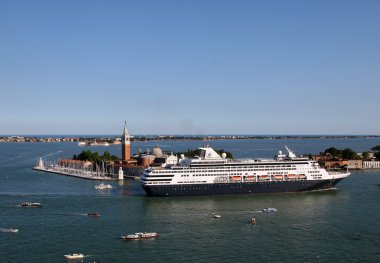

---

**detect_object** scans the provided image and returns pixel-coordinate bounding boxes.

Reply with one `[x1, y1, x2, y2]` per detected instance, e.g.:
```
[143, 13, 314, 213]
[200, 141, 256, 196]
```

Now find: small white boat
[121, 232, 159, 240]
[64, 253, 84, 259]
[94, 183, 112, 190]
[20, 202, 42, 208]
[212, 214, 221, 218]
[10, 228, 19, 233]
[262, 207, 278, 213]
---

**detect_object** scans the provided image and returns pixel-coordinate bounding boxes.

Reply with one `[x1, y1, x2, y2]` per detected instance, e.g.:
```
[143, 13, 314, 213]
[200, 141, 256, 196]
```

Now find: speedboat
[10, 228, 19, 233]
[210, 212, 221, 218]
[20, 202, 42, 208]
[262, 207, 278, 213]
[121, 232, 159, 240]
[94, 183, 113, 190]
[64, 253, 84, 259]
[87, 212, 100, 217]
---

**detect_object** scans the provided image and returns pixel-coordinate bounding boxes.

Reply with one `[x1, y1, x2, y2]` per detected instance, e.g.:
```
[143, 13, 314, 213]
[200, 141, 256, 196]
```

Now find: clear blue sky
[1, 0, 379, 135]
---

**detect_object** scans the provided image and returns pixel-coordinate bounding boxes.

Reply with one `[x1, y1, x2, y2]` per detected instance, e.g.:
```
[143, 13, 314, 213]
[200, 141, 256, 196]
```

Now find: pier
[33, 158, 121, 181]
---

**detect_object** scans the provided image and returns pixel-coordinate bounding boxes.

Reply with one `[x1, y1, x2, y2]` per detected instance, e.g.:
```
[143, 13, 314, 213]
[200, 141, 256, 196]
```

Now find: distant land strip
[1, 135, 379, 143]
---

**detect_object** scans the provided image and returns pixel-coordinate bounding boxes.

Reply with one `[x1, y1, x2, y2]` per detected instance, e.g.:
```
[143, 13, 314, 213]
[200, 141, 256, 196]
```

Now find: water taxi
[20, 202, 42, 208]
[121, 232, 159, 240]
[64, 253, 84, 259]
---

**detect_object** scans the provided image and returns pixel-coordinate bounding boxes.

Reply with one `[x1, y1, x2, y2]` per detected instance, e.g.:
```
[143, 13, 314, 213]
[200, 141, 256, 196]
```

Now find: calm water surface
[0, 139, 380, 262]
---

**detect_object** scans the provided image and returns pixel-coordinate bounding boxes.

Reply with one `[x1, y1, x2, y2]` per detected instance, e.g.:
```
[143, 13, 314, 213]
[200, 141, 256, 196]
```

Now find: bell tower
[122, 121, 130, 162]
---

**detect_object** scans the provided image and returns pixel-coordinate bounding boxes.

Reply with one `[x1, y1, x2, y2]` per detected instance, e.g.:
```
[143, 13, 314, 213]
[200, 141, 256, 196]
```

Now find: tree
[324, 147, 342, 158]
[103, 151, 111, 160]
[371, 145, 380, 151]
[323, 147, 358, 160]
[318, 160, 325, 167]
[342, 148, 358, 160]
[74, 150, 120, 162]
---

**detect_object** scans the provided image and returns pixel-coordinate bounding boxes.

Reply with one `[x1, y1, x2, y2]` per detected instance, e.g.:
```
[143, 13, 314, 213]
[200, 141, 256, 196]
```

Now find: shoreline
[1, 135, 379, 143]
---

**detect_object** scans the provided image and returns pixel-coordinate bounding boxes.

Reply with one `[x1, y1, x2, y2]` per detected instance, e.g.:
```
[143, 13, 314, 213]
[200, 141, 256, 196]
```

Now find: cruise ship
[140, 146, 350, 197]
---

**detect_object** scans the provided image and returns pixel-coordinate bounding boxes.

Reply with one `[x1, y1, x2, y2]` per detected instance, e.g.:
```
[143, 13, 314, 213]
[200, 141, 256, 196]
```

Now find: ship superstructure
[141, 145, 350, 197]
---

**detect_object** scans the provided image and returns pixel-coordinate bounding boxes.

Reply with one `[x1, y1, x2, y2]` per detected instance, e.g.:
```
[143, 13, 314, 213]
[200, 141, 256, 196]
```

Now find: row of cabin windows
[164, 165, 302, 171]
[182, 172, 299, 177]
[180, 169, 297, 177]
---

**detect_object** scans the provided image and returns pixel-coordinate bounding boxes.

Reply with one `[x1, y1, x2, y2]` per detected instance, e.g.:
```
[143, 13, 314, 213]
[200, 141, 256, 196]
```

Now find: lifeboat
[231, 176, 241, 181]
[259, 175, 269, 180]
[273, 175, 283, 180]
[287, 174, 297, 179]
[298, 174, 307, 179]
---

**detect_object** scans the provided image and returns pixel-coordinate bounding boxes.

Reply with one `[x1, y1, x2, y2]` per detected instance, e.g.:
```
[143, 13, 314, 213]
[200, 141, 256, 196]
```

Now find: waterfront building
[324, 160, 349, 169]
[346, 160, 363, 169]
[363, 161, 380, 169]
[324, 160, 364, 170]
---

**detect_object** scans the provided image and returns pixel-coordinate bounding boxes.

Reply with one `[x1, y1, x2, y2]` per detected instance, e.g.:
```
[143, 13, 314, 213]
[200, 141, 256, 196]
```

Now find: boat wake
[72, 213, 91, 217]
[310, 188, 337, 192]
[41, 150, 63, 159]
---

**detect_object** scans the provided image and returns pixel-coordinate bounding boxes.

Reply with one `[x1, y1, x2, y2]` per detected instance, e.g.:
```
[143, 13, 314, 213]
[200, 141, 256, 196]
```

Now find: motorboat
[20, 202, 42, 208]
[10, 228, 19, 233]
[87, 212, 100, 217]
[94, 183, 113, 190]
[262, 207, 278, 213]
[64, 253, 84, 259]
[121, 232, 159, 240]
[210, 212, 221, 218]
[249, 218, 256, 224]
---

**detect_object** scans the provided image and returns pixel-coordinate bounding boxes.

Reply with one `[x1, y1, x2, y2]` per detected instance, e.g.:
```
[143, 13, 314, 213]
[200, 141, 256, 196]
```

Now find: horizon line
[1, 134, 380, 137]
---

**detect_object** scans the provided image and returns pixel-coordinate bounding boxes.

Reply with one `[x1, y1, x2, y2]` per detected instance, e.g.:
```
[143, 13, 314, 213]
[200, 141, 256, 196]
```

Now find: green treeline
[371, 145, 380, 151]
[73, 150, 119, 162]
[371, 145, 380, 159]
[323, 147, 360, 160]
[323, 145, 380, 160]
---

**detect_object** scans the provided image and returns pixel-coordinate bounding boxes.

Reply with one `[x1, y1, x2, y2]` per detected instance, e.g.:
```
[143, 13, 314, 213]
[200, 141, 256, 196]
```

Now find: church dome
[153, 145, 163, 157]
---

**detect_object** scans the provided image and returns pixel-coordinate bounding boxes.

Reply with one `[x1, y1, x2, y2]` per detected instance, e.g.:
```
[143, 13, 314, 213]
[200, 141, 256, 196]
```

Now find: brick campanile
[122, 121, 130, 162]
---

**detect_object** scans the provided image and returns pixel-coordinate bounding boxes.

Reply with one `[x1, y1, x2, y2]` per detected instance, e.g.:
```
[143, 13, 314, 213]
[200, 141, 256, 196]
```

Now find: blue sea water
[0, 138, 380, 262]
